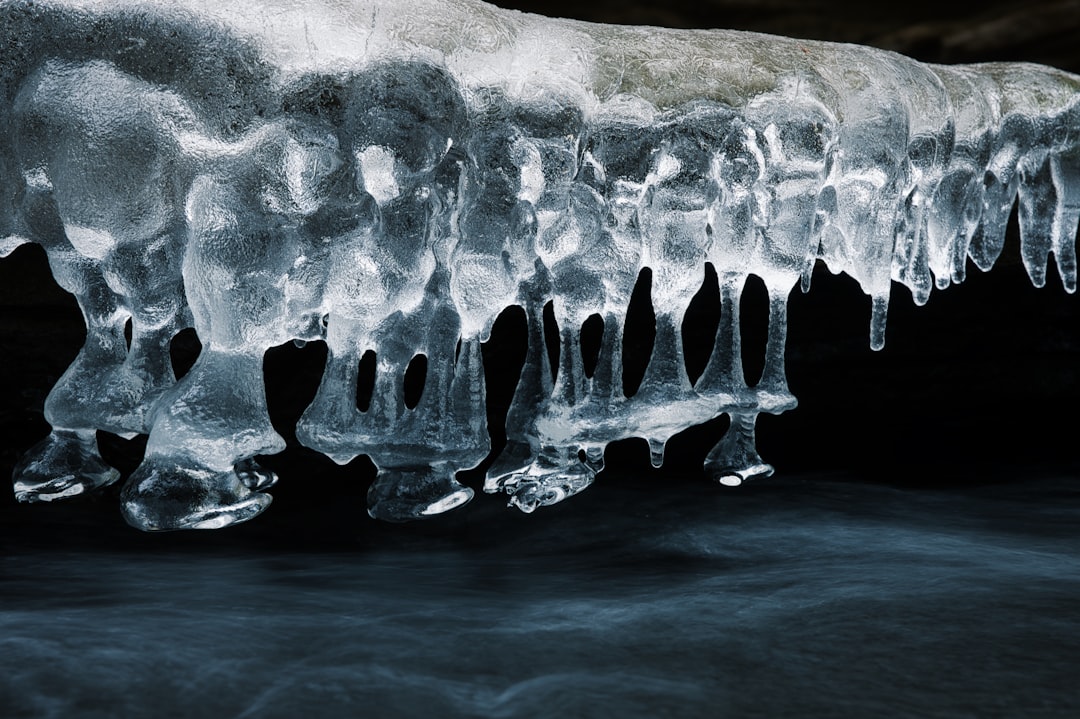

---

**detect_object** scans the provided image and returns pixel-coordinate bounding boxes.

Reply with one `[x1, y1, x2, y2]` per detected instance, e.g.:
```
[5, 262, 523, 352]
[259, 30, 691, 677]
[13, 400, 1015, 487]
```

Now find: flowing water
[1, 470, 1078, 718]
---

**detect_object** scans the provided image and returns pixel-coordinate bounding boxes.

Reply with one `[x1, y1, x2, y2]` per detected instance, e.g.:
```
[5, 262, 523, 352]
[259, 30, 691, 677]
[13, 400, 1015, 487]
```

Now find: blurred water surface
[1, 472, 1078, 718]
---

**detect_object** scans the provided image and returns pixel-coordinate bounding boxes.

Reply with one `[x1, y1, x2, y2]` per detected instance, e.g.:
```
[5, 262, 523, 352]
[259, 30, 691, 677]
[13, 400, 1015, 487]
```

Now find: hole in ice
[403, 353, 427, 410]
[96, 430, 148, 477]
[262, 339, 327, 443]
[481, 304, 527, 454]
[622, 267, 655, 398]
[123, 316, 132, 351]
[683, 263, 720, 386]
[580, 313, 603, 379]
[740, 274, 769, 387]
[356, 349, 376, 412]
[542, 300, 559, 383]
[168, 328, 201, 381]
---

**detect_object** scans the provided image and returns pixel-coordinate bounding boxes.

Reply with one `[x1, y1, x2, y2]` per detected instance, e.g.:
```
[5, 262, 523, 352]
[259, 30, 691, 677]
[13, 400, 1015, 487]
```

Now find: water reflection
[2, 473, 1079, 717]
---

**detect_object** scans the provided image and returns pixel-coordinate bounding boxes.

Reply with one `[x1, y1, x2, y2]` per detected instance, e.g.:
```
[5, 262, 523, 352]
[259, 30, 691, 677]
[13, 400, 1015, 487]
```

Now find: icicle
[696, 277, 747, 396]
[756, 283, 795, 412]
[1050, 151, 1080, 293]
[704, 412, 773, 486]
[1018, 152, 1056, 287]
[869, 291, 890, 352]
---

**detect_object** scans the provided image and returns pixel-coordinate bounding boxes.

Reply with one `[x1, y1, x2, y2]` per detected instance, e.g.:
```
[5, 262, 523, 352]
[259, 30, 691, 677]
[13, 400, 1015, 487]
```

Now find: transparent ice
[2, 0, 1077, 530]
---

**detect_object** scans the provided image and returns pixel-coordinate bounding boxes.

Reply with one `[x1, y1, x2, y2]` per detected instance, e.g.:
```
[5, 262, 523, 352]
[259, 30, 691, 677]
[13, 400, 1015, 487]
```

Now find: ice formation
[1, 0, 1078, 530]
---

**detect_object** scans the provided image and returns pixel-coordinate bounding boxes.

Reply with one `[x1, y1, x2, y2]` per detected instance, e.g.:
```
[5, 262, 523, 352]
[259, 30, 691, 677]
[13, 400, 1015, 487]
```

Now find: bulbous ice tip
[712, 463, 775, 487]
[120, 457, 273, 531]
[508, 481, 566, 513]
[366, 466, 474, 522]
[12, 430, 120, 503]
[704, 412, 774, 486]
[14, 476, 87, 502]
[421, 486, 475, 515]
[499, 460, 596, 514]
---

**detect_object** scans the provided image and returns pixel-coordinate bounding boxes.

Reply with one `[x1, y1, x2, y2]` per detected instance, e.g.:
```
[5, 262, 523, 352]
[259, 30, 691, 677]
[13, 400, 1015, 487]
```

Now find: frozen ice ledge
[1, 0, 1077, 530]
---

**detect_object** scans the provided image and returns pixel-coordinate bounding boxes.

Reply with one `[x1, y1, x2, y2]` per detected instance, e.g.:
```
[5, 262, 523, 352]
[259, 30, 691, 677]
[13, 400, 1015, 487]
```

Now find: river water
[1, 470, 1077, 718]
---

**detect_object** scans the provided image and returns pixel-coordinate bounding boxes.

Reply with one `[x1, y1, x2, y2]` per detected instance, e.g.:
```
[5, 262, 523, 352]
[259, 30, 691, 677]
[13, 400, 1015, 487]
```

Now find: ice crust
[2, 0, 1078, 529]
